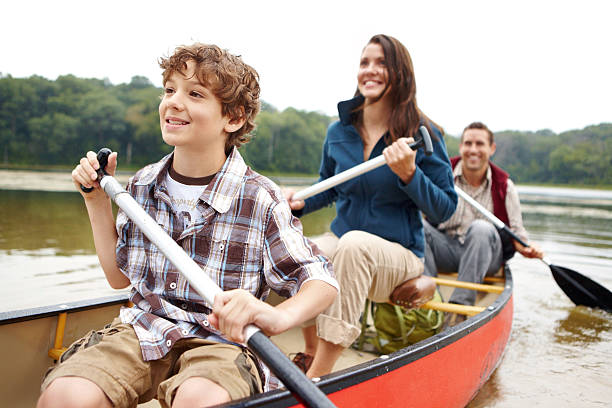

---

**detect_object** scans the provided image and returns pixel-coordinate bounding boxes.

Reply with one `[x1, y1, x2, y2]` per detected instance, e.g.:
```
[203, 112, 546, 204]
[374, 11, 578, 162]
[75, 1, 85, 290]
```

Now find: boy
[38, 43, 338, 408]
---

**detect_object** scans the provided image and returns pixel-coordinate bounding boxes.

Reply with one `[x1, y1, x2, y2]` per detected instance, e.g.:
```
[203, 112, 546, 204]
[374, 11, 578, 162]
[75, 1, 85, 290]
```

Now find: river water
[0, 171, 611, 407]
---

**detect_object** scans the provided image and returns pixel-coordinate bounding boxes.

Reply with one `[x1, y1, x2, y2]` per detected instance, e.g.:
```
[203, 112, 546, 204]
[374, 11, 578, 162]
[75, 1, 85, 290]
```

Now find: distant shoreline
[0, 169, 312, 193]
[1, 169, 611, 197]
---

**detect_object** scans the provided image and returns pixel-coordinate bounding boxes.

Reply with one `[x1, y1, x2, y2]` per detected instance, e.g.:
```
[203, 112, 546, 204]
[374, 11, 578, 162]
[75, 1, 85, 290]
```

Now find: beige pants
[41, 318, 262, 408]
[312, 231, 423, 348]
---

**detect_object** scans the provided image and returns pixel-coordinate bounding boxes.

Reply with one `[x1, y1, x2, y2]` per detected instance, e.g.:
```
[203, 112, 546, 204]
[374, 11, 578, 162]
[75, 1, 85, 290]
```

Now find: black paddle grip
[408, 126, 433, 156]
[80, 148, 112, 193]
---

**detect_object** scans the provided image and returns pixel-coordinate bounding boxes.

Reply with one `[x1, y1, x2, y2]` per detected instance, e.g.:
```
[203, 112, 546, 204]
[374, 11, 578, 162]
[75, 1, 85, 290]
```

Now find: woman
[285, 34, 457, 378]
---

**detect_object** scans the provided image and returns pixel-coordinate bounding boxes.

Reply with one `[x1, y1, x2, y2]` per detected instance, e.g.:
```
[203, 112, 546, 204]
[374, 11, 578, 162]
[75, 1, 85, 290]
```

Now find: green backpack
[354, 290, 444, 354]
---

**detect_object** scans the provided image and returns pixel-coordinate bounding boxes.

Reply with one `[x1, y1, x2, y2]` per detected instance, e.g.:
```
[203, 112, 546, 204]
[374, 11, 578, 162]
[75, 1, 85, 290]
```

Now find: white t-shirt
[165, 172, 208, 226]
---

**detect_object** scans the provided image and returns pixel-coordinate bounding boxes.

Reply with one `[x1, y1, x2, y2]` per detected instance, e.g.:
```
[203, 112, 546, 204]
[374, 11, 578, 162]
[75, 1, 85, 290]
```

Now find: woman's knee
[335, 230, 372, 255]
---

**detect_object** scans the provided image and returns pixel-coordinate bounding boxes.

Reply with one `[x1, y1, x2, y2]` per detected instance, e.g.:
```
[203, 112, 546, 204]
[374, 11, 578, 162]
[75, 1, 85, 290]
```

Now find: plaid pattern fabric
[436, 161, 528, 244]
[115, 148, 336, 391]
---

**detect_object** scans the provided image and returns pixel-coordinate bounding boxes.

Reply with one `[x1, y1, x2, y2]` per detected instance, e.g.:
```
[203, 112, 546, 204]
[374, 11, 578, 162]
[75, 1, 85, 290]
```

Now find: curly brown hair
[159, 43, 260, 150]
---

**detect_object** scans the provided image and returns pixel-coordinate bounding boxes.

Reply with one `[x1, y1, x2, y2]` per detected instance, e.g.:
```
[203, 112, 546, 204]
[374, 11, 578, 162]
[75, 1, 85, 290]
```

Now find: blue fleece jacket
[299, 96, 457, 258]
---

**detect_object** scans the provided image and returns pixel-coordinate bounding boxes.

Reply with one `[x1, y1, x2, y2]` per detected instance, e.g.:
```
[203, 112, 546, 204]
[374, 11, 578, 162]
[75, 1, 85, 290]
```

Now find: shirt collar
[201, 147, 248, 213]
[133, 148, 248, 214]
[337, 94, 365, 125]
[454, 159, 492, 186]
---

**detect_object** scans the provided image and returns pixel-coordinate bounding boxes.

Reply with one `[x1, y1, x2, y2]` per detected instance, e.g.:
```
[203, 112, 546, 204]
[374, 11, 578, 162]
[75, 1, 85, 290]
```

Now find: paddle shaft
[294, 155, 385, 201]
[454, 186, 558, 264]
[454, 186, 529, 248]
[97, 174, 335, 408]
[293, 125, 433, 201]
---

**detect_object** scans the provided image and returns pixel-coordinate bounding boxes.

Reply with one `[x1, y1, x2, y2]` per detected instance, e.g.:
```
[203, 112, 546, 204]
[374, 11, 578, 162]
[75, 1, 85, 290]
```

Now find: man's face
[459, 128, 496, 173]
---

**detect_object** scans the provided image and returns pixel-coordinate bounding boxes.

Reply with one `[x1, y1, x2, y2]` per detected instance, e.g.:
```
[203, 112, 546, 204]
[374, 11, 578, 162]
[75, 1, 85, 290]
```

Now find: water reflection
[0, 190, 98, 255]
[553, 306, 612, 345]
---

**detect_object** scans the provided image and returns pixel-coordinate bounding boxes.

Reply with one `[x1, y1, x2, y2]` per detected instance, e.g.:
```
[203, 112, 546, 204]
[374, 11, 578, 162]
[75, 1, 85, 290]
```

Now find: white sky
[2, 0, 610, 136]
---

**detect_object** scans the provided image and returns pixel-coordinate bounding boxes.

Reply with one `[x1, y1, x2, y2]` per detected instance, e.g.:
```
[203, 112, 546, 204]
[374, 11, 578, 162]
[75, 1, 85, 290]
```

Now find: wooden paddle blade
[549, 264, 612, 312]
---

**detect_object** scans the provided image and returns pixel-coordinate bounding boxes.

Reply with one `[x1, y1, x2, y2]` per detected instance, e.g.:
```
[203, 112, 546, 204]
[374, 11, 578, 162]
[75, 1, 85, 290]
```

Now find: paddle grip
[80, 148, 113, 193]
[417, 125, 434, 156]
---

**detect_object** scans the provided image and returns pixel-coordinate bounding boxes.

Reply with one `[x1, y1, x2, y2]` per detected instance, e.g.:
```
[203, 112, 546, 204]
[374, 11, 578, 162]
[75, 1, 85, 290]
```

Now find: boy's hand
[209, 289, 292, 343]
[72, 151, 118, 199]
[282, 188, 305, 211]
[384, 137, 417, 184]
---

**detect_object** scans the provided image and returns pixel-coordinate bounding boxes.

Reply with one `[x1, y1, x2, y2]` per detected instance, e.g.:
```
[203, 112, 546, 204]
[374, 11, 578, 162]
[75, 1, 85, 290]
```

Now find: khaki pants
[41, 318, 262, 408]
[312, 231, 423, 348]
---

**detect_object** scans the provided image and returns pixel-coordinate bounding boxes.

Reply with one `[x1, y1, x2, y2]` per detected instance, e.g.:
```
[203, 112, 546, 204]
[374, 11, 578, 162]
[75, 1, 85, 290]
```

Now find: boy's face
[159, 61, 235, 154]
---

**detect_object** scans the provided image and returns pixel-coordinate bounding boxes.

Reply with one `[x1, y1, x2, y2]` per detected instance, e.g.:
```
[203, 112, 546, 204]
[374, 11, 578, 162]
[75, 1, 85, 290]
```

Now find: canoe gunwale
[0, 293, 130, 326]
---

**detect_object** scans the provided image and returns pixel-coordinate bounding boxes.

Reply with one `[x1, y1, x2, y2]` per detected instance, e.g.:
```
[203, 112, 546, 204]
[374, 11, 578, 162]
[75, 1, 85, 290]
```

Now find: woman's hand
[71, 151, 118, 200]
[383, 137, 417, 184]
[209, 289, 292, 343]
[282, 187, 305, 211]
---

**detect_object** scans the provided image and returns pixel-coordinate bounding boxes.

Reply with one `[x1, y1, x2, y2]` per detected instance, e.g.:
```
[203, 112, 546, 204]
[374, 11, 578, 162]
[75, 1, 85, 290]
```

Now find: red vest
[449, 156, 510, 226]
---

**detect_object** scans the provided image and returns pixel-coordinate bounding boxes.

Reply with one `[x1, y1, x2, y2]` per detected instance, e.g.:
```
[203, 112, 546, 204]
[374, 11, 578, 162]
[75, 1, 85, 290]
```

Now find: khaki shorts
[41, 318, 262, 408]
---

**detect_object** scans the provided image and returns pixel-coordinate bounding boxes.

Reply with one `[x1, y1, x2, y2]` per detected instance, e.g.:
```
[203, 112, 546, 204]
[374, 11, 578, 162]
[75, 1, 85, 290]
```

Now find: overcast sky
[2, 0, 610, 136]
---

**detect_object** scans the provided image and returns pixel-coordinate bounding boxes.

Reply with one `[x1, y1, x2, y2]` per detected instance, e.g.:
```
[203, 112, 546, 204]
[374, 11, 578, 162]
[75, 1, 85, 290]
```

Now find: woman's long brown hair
[353, 34, 443, 143]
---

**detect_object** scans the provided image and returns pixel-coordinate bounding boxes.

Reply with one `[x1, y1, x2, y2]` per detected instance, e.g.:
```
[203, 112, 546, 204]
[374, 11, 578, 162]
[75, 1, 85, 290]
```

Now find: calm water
[0, 182, 611, 407]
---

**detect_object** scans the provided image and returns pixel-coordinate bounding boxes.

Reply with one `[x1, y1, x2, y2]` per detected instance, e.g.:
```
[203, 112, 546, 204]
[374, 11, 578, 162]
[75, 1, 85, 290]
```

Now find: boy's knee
[173, 377, 230, 408]
[38, 377, 111, 408]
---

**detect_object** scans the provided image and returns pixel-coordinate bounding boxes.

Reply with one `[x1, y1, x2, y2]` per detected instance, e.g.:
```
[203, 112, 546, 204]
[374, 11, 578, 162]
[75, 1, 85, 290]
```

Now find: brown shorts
[41, 318, 262, 408]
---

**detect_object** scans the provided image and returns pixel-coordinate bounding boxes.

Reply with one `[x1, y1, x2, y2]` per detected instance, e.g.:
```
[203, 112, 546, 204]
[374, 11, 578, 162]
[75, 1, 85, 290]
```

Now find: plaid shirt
[436, 161, 528, 244]
[115, 148, 336, 391]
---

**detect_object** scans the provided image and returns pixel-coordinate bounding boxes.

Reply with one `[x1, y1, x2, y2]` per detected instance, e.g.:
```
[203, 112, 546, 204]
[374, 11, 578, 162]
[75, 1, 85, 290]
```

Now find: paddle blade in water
[550, 264, 612, 312]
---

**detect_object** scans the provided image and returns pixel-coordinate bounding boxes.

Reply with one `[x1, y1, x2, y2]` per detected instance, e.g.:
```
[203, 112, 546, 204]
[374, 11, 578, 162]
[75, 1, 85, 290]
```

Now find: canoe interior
[0, 270, 510, 408]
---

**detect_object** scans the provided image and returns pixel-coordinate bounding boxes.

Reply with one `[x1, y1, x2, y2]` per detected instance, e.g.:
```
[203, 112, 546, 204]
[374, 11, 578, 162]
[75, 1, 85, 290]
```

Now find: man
[423, 122, 542, 323]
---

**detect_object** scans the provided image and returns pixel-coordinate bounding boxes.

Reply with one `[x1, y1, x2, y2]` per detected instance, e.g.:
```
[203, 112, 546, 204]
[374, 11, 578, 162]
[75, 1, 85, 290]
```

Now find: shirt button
[219, 243, 225, 251]
[203, 320, 210, 327]
[182, 329, 189, 336]
[166, 339, 172, 347]
[169, 282, 177, 290]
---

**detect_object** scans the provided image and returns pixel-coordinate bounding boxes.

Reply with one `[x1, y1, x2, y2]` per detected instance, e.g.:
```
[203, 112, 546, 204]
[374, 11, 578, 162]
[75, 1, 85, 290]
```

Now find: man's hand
[514, 240, 544, 259]
[383, 137, 417, 184]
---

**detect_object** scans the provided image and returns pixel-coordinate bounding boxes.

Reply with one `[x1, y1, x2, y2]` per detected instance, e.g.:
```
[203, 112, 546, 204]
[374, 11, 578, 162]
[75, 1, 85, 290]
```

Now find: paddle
[287, 124, 612, 313]
[454, 186, 612, 312]
[85, 148, 336, 408]
[293, 125, 433, 201]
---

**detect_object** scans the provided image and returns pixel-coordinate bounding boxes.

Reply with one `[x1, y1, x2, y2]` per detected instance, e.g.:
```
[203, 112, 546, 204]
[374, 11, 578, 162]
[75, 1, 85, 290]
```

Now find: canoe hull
[230, 267, 513, 407]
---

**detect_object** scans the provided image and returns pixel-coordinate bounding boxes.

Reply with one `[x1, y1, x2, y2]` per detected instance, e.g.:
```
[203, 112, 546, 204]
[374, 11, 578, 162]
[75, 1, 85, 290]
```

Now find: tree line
[1, 74, 610, 185]
[444, 124, 612, 185]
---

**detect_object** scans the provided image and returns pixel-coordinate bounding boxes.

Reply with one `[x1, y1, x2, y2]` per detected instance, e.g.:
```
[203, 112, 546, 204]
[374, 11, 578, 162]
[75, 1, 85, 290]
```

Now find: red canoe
[0, 267, 512, 408]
